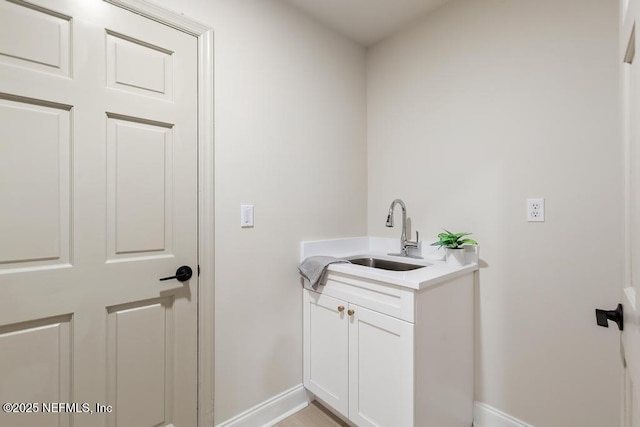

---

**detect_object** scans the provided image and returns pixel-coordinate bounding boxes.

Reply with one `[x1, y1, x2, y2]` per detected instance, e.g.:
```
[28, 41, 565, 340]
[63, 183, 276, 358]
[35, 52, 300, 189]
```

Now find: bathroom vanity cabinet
[303, 268, 474, 427]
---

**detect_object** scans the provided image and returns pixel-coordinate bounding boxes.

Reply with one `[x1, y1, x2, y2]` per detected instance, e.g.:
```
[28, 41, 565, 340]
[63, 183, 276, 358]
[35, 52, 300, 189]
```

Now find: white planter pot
[446, 248, 466, 267]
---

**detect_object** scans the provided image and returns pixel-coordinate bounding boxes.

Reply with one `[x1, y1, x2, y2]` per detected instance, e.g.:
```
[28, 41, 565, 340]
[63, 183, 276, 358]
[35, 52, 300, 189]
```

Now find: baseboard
[215, 384, 311, 427]
[474, 402, 534, 427]
[215, 392, 532, 427]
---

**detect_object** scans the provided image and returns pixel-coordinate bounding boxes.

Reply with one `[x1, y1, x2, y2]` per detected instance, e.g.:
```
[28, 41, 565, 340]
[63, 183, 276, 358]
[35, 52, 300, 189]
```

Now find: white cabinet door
[303, 290, 349, 418]
[348, 305, 414, 427]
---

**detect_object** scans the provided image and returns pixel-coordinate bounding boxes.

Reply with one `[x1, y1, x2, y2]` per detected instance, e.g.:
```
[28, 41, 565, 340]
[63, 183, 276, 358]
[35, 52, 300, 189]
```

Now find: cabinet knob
[337, 305, 345, 312]
[348, 309, 355, 316]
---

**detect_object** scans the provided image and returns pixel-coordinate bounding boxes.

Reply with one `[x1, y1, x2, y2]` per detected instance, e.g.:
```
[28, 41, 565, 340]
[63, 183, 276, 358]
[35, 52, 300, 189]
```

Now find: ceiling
[283, 0, 450, 46]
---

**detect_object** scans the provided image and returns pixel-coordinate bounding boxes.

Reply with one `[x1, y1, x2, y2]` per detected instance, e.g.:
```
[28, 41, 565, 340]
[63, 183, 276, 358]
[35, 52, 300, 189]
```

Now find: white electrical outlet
[527, 198, 545, 222]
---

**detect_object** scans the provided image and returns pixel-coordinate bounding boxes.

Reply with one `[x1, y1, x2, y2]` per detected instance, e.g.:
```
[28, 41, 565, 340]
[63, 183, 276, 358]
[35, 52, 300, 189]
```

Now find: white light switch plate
[241, 204, 254, 227]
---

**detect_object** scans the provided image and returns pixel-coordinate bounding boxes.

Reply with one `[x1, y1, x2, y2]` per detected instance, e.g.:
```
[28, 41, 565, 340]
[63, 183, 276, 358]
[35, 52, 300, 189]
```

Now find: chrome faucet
[385, 199, 422, 258]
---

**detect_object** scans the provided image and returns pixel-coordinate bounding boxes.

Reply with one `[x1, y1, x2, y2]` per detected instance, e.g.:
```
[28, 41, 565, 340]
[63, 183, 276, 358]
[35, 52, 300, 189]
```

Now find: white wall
[367, 0, 622, 426]
[146, 0, 367, 423]
[137, 0, 623, 424]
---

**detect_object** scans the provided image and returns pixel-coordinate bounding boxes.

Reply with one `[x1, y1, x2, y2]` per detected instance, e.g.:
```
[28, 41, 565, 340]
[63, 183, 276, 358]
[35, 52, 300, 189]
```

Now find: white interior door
[0, 1, 198, 426]
[621, 1, 640, 426]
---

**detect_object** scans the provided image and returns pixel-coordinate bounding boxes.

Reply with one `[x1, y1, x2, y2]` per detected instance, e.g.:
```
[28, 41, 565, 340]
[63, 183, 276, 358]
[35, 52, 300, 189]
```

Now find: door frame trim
[104, 1, 215, 425]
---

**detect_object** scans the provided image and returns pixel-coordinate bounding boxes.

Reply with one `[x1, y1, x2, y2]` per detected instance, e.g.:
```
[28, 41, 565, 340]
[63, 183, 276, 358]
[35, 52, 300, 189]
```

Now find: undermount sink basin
[346, 257, 428, 271]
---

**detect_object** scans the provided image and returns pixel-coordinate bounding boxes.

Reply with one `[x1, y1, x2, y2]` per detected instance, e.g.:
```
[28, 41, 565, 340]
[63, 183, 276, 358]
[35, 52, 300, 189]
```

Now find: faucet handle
[405, 230, 419, 248]
[399, 230, 423, 259]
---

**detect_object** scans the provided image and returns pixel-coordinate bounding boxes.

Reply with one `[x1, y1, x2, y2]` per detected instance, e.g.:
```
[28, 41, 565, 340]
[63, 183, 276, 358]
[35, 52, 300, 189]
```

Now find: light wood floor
[274, 401, 349, 427]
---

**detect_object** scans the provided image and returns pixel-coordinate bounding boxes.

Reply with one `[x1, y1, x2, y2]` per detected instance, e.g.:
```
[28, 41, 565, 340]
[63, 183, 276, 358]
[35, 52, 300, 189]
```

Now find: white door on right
[621, 0, 640, 426]
[348, 305, 413, 427]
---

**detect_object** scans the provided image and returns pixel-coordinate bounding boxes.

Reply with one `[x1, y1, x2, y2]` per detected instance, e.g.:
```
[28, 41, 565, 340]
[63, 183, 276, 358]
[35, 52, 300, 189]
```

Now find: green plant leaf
[433, 228, 478, 249]
[459, 239, 478, 246]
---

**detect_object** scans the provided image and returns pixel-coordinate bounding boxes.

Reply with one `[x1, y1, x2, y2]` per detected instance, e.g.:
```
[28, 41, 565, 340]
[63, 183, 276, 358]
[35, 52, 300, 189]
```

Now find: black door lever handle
[159, 266, 193, 283]
[595, 303, 623, 331]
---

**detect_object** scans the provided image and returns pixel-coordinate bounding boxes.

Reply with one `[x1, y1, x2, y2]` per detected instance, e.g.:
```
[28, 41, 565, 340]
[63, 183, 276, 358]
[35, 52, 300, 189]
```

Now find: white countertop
[300, 236, 479, 291]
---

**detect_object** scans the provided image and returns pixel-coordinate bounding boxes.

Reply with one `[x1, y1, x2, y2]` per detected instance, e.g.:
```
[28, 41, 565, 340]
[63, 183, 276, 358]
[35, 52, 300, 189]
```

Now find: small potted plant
[431, 229, 478, 266]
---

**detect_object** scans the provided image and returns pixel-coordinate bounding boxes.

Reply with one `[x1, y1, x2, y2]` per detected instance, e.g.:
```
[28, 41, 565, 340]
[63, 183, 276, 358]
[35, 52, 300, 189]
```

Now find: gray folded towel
[298, 256, 350, 288]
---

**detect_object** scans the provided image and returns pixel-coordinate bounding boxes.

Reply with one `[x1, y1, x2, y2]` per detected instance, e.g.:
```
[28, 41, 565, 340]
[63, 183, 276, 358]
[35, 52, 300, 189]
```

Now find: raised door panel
[106, 115, 174, 261]
[349, 305, 413, 427]
[106, 298, 175, 427]
[0, 95, 71, 272]
[0, 315, 72, 427]
[106, 31, 173, 99]
[303, 290, 349, 418]
[0, 1, 71, 76]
